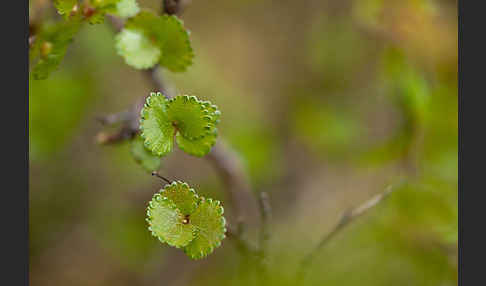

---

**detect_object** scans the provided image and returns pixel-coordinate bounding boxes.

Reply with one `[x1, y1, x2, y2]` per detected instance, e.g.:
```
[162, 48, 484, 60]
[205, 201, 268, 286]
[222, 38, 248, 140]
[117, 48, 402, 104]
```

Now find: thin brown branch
[256, 191, 272, 280]
[95, 125, 137, 144]
[163, 0, 182, 15]
[106, 15, 124, 32]
[96, 110, 132, 125]
[205, 140, 259, 225]
[296, 181, 406, 281]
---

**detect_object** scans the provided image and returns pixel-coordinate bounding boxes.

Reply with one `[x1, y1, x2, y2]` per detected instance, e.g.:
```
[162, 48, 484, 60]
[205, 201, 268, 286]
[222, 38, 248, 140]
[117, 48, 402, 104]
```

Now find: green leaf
[130, 135, 161, 171]
[146, 194, 195, 248]
[115, 29, 161, 69]
[140, 92, 175, 156]
[157, 15, 194, 72]
[176, 129, 217, 157]
[200, 101, 221, 124]
[54, 0, 78, 18]
[166, 95, 215, 140]
[160, 181, 199, 215]
[140, 93, 220, 157]
[30, 18, 82, 80]
[124, 11, 194, 71]
[184, 198, 226, 259]
[114, 0, 140, 18]
[175, 100, 220, 156]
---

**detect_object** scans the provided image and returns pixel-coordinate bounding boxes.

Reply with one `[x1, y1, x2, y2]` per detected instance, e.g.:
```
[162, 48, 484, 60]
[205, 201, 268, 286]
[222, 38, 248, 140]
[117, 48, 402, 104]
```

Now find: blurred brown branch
[258, 191, 271, 256]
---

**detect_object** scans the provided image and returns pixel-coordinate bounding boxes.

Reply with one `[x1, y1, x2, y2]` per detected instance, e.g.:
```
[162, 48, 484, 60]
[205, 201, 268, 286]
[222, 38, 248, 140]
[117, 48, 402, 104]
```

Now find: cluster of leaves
[127, 93, 223, 260]
[146, 181, 226, 259]
[138, 93, 223, 258]
[30, 15, 82, 80]
[32, 0, 224, 260]
[30, 0, 193, 79]
[129, 81, 222, 259]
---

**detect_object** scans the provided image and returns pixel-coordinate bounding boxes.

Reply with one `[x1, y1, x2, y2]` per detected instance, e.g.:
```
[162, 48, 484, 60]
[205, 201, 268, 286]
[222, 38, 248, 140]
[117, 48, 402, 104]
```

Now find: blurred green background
[29, 0, 458, 285]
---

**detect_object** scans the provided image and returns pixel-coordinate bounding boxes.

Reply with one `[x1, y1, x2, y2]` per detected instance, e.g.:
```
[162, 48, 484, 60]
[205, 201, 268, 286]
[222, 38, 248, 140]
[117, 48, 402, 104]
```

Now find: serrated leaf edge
[159, 14, 194, 72]
[183, 197, 227, 260]
[139, 92, 173, 156]
[166, 94, 219, 141]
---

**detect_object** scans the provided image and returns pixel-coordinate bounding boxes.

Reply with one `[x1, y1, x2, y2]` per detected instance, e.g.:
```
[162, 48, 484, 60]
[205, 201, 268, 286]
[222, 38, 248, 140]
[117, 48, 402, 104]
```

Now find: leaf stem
[151, 171, 173, 184]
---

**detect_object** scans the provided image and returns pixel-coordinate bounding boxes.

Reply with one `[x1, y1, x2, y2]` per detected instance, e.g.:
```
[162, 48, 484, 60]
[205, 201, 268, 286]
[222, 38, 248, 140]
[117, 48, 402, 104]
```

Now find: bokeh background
[29, 0, 458, 285]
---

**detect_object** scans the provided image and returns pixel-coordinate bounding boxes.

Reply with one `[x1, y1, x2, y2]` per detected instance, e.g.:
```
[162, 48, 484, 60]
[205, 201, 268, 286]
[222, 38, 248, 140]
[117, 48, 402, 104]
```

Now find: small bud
[83, 6, 96, 18]
[29, 35, 36, 47]
[182, 215, 190, 224]
[40, 41, 53, 57]
[95, 132, 110, 144]
[69, 4, 79, 17]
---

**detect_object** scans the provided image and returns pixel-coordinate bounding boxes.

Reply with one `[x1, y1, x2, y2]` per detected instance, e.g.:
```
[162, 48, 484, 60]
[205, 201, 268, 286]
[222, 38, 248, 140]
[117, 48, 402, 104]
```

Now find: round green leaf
[115, 28, 161, 69]
[140, 92, 175, 156]
[130, 136, 161, 171]
[157, 15, 194, 72]
[146, 194, 195, 248]
[125, 11, 193, 72]
[161, 181, 199, 215]
[166, 95, 215, 140]
[184, 198, 226, 259]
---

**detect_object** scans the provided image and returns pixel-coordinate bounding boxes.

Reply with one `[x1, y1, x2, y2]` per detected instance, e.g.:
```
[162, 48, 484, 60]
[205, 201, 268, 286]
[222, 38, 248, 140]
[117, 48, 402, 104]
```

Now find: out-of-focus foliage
[29, 71, 95, 160]
[115, 28, 161, 69]
[30, 0, 457, 285]
[30, 17, 82, 79]
[291, 97, 364, 160]
[114, 0, 140, 18]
